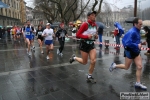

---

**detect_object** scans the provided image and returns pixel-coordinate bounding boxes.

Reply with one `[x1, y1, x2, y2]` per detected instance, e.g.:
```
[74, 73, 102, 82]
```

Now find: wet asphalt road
[0, 36, 149, 100]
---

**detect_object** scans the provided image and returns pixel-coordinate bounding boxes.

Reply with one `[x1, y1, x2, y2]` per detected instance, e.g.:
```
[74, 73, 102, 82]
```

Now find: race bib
[48, 33, 52, 36]
[38, 32, 42, 35]
[25, 32, 30, 35]
[61, 32, 65, 37]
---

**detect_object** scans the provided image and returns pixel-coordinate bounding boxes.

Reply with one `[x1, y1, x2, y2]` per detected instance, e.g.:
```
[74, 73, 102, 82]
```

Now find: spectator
[143, 26, 150, 55]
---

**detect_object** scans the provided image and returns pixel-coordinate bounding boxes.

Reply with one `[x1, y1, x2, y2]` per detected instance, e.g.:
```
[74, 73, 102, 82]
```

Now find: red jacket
[76, 19, 97, 39]
[114, 28, 118, 36]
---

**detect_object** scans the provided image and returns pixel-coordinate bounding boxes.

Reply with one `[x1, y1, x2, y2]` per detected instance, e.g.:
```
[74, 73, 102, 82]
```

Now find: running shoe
[135, 83, 147, 90]
[69, 54, 76, 63]
[87, 76, 96, 83]
[59, 53, 63, 56]
[109, 63, 116, 72]
[41, 51, 44, 54]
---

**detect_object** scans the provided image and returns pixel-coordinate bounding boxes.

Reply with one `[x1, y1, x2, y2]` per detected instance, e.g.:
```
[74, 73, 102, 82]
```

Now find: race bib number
[61, 32, 65, 37]
[25, 32, 30, 35]
[38, 32, 42, 35]
[48, 33, 52, 36]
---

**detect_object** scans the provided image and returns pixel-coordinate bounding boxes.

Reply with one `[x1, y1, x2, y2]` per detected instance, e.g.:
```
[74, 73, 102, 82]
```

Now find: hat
[87, 11, 96, 16]
[46, 23, 50, 25]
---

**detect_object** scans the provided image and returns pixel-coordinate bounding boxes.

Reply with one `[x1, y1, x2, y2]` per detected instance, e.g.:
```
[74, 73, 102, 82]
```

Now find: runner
[109, 18, 147, 90]
[55, 24, 68, 56]
[42, 23, 55, 60]
[31, 24, 35, 51]
[10, 25, 17, 41]
[36, 25, 44, 54]
[69, 11, 98, 83]
[16, 26, 21, 42]
[23, 20, 34, 56]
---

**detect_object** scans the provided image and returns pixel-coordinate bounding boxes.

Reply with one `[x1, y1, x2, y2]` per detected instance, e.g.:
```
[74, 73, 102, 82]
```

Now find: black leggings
[59, 40, 65, 53]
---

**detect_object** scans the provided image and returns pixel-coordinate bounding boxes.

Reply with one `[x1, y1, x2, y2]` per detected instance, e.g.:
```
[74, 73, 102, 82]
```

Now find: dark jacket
[145, 31, 150, 42]
[55, 28, 67, 41]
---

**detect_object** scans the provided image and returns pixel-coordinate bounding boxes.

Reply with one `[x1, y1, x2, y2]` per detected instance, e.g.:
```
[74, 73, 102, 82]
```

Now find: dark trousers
[0, 32, 2, 38]
[59, 40, 65, 53]
[147, 39, 150, 53]
[115, 35, 120, 47]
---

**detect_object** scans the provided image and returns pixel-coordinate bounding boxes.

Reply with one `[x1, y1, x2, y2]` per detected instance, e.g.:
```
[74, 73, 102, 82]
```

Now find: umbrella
[125, 17, 137, 23]
[0, 1, 9, 8]
[96, 22, 106, 29]
[143, 20, 150, 26]
[114, 22, 124, 36]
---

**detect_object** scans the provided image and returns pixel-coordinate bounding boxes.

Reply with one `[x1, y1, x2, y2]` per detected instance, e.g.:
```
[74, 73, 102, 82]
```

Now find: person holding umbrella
[114, 22, 124, 49]
[96, 22, 105, 47]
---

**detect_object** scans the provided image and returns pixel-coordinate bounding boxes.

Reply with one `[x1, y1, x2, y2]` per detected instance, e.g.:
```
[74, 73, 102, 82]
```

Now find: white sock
[136, 82, 140, 84]
[113, 63, 116, 68]
[73, 57, 76, 60]
[88, 74, 92, 78]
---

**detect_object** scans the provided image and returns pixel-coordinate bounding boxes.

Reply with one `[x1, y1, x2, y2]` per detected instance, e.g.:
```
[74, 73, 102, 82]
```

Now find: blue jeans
[98, 34, 102, 46]
[115, 35, 120, 45]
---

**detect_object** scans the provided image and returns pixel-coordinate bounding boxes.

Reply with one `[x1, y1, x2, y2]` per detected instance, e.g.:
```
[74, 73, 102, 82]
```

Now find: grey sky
[25, 0, 150, 10]
[108, 0, 150, 10]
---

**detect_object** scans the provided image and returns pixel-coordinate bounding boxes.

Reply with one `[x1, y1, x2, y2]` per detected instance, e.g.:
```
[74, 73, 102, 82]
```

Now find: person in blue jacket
[109, 18, 147, 90]
[114, 22, 124, 49]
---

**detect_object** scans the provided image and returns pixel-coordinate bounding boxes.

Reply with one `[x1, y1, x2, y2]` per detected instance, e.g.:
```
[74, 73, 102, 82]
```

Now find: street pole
[134, 0, 137, 17]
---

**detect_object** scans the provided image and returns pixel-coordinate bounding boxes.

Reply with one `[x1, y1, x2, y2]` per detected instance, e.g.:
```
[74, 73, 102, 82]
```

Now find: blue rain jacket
[114, 22, 124, 37]
[122, 26, 141, 53]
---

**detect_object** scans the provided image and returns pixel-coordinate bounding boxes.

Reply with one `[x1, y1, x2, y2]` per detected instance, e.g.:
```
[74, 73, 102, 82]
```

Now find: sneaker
[41, 51, 44, 54]
[135, 83, 147, 90]
[28, 52, 31, 56]
[46, 56, 49, 60]
[87, 76, 96, 83]
[57, 49, 60, 54]
[32, 46, 35, 50]
[59, 53, 63, 56]
[109, 63, 116, 72]
[69, 54, 76, 64]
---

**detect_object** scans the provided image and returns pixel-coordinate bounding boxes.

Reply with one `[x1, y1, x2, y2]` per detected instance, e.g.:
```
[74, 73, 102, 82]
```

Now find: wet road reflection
[0, 37, 150, 100]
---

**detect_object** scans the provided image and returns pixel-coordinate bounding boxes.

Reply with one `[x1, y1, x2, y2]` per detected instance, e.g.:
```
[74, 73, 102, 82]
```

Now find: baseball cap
[87, 11, 96, 16]
[46, 23, 51, 25]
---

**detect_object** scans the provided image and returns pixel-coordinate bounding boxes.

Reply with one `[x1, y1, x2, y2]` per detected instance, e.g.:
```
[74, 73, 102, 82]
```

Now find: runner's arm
[76, 23, 89, 39]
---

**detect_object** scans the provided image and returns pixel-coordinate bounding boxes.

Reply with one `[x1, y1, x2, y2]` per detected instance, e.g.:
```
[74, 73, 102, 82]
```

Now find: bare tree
[34, 0, 104, 24]
[142, 7, 150, 20]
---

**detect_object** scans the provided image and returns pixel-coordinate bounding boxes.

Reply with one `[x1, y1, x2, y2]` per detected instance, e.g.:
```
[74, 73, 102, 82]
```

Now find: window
[5, 9, 7, 16]
[9, 10, 11, 17]
[1, 8, 3, 15]
[13, 11, 14, 18]
[7, 20, 9, 25]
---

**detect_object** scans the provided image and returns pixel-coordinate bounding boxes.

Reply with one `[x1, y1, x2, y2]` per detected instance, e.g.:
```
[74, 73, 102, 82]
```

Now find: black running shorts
[79, 40, 95, 53]
[37, 35, 44, 41]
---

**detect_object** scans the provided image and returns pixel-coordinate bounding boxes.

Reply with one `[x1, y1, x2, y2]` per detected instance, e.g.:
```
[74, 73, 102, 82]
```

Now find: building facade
[20, 0, 26, 24]
[26, 6, 33, 21]
[26, 6, 47, 29]
[32, 9, 47, 28]
[0, 0, 26, 27]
